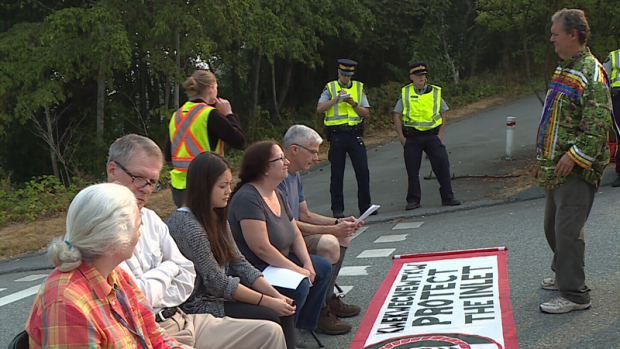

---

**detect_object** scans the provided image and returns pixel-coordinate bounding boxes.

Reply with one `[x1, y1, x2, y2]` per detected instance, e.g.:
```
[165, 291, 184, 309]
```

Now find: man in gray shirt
[278, 125, 362, 323]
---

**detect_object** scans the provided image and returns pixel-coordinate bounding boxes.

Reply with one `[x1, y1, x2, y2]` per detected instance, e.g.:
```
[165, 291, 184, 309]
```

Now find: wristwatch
[352, 102, 359, 107]
[335, 218, 339, 225]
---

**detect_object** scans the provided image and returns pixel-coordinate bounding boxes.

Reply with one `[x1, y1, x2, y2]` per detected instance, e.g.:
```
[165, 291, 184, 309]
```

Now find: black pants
[171, 187, 185, 208]
[224, 301, 295, 349]
[404, 133, 454, 204]
[611, 88, 620, 174]
[327, 132, 371, 214]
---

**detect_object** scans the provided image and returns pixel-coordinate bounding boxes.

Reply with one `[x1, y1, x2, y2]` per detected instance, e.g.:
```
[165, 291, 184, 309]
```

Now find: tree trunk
[44, 104, 60, 180]
[174, 29, 180, 110]
[249, 51, 262, 131]
[96, 62, 105, 145]
[164, 76, 171, 110]
[270, 61, 281, 124]
[441, 14, 458, 85]
[277, 58, 293, 111]
[139, 56, 147, 121]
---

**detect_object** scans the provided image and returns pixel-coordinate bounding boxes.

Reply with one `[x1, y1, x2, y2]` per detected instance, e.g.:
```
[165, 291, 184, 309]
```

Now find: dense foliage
[1, 0, 619, 188]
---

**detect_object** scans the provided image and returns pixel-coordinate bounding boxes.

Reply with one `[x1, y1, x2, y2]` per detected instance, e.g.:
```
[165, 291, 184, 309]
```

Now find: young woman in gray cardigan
[166, 152, 296, 349]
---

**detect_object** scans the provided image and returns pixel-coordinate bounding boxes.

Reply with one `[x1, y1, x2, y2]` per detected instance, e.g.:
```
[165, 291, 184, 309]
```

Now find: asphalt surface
[2, 94, 620, 348]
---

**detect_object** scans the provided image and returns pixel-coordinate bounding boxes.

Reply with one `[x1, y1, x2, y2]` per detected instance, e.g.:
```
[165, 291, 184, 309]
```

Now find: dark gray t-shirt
[228, 183, 296, 268]
[277, 171, 305, 220]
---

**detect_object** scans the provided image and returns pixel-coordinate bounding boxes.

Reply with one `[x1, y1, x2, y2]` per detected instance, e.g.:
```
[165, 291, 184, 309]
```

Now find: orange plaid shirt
[25, 261, 180, 349]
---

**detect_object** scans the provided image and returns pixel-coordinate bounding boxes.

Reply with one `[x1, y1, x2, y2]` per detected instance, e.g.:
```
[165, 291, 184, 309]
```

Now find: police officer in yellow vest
[603, 50, 620, 187]
[165, 70, 245, 207]
[317, 59, 374, 218]
[393, 62, 460, 210]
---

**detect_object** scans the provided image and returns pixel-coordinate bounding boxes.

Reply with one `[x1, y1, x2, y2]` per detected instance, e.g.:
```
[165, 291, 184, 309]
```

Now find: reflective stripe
[356, 81, 362, 104]
[404, 88, 411, 117]
[326, 114, 349, 122]
[171, 104, 208, 170]
[330, 81, 340, 117]
[432, 87, 439, 116]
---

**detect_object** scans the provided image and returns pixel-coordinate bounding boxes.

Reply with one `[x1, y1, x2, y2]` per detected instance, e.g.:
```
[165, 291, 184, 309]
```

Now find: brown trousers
[544, 175, 595, 304]
[158, 308, 286, 349]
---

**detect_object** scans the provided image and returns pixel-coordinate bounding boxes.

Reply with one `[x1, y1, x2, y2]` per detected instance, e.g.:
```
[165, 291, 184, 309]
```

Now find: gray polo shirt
[393, 84, 449, 114]
[318, 80, 370, 107]
[277, 171, 304, 220]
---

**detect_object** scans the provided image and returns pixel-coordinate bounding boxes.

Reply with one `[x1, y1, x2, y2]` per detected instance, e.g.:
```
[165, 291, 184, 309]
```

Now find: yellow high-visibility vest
[324, 80, 363, 126]
[610, 50, 620, 88]
[401, 84, 442, 131]
[169, 101, 223, 189]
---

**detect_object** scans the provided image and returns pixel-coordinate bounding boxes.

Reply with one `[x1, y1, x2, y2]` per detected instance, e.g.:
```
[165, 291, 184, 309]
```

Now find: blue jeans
[267, 253, 332, 330]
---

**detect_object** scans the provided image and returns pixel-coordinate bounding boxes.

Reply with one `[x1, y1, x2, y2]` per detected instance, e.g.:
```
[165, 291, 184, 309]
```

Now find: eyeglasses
[293, 143, 319, 155]
[269, 155, 288, 163]
[114, 161, 157, 189]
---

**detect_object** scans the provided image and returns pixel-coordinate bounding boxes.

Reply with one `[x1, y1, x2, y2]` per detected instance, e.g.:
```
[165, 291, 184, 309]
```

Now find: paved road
[3, 189, 620, 348]
[303, 94, 543, 218]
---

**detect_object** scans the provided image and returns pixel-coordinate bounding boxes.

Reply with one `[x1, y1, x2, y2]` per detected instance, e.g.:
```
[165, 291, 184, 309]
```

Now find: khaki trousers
[159, 308, 286, 349]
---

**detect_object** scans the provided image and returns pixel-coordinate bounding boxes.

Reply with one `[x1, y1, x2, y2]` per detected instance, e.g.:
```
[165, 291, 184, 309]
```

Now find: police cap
[409, 62, 428, 75]
[338, 59, 357, 76]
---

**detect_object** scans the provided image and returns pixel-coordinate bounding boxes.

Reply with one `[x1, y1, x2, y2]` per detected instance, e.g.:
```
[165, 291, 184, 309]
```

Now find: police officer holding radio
[393, 62, 460, 210]
[317, 59, 374, 219]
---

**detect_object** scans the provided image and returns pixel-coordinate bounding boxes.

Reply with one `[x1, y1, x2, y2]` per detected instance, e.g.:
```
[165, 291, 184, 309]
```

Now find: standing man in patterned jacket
[537, 8, 612, 314]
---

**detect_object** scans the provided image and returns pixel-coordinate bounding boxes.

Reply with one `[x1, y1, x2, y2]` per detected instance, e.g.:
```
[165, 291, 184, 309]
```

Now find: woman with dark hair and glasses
[166, 151, 295, 348]
[227, 141, 341, 347]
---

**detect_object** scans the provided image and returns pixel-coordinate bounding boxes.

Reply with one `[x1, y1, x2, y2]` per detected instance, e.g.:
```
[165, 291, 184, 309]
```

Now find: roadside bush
[0, 173, 89, 228]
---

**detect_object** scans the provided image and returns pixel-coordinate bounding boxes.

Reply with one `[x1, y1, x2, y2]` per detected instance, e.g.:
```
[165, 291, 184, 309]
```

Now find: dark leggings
[224, 301, 295, 349]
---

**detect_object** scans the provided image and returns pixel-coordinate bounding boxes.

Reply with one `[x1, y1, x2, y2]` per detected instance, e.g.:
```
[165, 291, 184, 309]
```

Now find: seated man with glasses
[278, 125, 362, 334]
[107, 134, 286, 349]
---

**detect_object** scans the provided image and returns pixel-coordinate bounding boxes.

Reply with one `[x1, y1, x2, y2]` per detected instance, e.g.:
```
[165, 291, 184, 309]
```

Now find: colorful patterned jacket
[536, 47, 613, 189]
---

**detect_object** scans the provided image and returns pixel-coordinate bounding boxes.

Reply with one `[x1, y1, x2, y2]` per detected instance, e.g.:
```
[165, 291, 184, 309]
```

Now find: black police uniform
[396, 62, 459, 208]
[320, 59, 372, 217]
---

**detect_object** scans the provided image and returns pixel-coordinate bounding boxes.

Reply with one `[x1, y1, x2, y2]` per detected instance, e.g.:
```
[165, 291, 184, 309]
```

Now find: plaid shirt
[26, 261, 180, 349]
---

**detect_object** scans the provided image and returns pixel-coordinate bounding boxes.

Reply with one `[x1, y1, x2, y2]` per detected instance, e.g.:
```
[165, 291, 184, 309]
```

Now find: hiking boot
[333, 211, 345, 219]
[293, 328, 309, 348]
[316, 308, 351, 335]
[613, 176, 620, 187]
[327, 294, 361, 318]
[541, 277, 558, 291]
[442, 198, 461, 206]
[406, 202, 420, 210]
[540, 296, 591, 314]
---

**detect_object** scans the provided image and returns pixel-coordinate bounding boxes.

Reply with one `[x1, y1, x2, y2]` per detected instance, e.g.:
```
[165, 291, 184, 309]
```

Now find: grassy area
[0, 75, 545, 258]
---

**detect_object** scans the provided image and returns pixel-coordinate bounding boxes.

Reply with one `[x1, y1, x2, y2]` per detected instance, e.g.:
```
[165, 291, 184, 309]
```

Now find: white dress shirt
[120, 207, 196, 313]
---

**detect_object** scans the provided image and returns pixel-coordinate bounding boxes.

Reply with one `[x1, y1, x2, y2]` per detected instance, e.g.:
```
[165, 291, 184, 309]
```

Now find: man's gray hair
[107, 134, 164, 169]
[47, 183, 138, 272]
[551, 8, 590, 45]
[282, 125, 323, 149]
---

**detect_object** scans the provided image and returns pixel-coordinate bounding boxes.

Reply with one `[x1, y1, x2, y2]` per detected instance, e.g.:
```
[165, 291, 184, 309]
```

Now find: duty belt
[325, 124, 364, 134]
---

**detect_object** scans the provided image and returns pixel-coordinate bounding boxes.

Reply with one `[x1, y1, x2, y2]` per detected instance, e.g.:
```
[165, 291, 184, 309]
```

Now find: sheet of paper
[339, 92, 351, 101]
[262, 266, 310, 289]
[356, 204, 380, 224]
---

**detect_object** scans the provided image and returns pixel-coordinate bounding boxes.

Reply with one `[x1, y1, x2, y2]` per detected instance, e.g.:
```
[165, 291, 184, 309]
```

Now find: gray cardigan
[166, 209, 262, 317]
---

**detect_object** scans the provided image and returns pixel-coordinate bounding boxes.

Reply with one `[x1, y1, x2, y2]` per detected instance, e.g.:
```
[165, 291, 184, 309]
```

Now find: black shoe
[613, 176, 620, 187]
[333, 211, 345, 219]
[442, 198, 461, 206]
[360, 208, 379, 217]
[406, 202, 420, 210]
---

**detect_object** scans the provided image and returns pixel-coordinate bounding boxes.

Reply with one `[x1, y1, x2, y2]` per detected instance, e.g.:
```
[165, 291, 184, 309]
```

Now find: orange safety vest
[169, 102, 224, 189]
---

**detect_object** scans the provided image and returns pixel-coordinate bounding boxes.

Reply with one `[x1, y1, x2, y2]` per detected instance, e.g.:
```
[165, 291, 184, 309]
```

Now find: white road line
[339, 266, 369, 276]
[374, 234, 408, 243]
[0, 285, 41, 307]
[335, 286, 353, 295]
[0, 288, 6, 292]
[15, 274, 48, 282]
[357, 248, 395, 258]
[351, 226, 368, 240]
[393, 222, 424, 230]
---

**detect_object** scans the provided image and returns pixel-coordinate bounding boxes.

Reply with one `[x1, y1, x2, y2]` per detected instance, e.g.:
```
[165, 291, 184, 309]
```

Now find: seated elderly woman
[25, 183, 181, 348]
[228, 141, 348, 345]
[166, 151, 297, 349]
